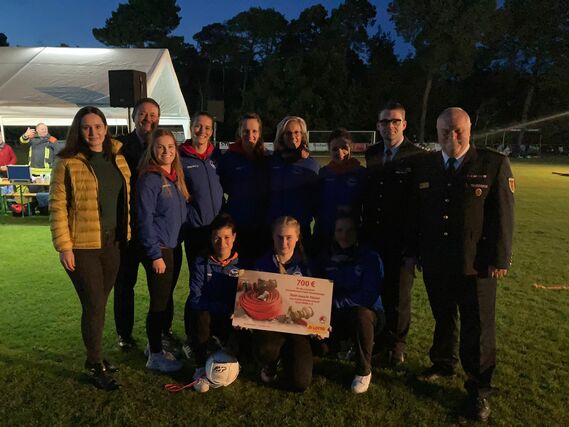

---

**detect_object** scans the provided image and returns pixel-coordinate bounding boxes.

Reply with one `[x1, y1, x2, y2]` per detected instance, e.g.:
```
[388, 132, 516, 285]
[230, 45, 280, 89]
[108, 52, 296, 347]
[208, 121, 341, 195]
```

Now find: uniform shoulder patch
[508, 177, 515, 193]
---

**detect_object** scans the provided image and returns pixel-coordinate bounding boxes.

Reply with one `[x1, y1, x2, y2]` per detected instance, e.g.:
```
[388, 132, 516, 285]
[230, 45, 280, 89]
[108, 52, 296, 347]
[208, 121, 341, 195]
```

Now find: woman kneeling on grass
[49, 106, 131, 390]
[137, 129, 189, 373]
[186, 212, 242, 392]
[253, 216, 314, 391]
[315, 212, 385, 393]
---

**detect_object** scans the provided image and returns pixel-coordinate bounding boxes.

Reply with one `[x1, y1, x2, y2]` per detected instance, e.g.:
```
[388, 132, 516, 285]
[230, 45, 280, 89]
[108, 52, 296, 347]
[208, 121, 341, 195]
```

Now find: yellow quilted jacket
[49, 139, 131, 252]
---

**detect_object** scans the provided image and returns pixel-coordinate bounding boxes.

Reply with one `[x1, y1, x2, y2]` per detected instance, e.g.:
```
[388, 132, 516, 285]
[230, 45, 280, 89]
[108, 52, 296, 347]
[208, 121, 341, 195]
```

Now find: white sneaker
[193, 367, 210, 393]
[351, 373, 372, 394]
[146, 350, 183, 373]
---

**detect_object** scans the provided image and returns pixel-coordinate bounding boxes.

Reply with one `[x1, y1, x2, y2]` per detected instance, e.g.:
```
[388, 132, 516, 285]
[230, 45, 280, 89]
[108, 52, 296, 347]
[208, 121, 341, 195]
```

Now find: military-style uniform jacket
[408, 145, 515, 276]
[362, 138, 424, 255]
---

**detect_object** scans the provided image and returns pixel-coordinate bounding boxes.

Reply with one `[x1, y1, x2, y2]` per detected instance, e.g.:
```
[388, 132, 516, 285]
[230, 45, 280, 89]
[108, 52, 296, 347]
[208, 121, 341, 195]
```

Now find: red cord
[164, 378, 199, 392]
[239, 289, 282, 320]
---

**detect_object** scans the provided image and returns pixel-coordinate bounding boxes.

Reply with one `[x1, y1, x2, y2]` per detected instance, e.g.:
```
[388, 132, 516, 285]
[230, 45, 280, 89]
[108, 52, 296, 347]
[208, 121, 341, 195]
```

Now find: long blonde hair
[139, 129, 190, 201]
[272, 216, 305, 260]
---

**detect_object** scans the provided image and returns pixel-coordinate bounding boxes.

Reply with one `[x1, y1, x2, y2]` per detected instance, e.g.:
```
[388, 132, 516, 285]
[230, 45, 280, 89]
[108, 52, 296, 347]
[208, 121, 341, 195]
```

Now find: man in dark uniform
[114, 97, 161, 349]
[408, 107, 514, 422]
[362, 102, 424, 366]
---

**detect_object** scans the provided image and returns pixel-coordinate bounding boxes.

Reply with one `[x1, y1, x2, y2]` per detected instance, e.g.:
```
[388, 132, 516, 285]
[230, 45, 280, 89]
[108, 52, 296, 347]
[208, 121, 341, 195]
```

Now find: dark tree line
[31, 1, 569, 148]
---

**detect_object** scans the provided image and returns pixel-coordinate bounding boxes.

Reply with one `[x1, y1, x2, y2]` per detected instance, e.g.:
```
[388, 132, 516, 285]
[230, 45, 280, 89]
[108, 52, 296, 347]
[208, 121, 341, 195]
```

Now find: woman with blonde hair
[137, 128, 189, 372]
[49, 106, 131, 390]
[253, 216, 314, 391]
[267, 116, 320, 249]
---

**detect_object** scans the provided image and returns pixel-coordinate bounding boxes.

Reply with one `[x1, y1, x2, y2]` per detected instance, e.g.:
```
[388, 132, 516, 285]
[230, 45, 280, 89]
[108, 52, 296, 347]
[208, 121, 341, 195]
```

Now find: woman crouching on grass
[253, 216, 314, 391]
[49, 106, 130, 390]
[186, 212, 242, 392]
[315, 212, 385, 394]
[137, 129, 189, 373]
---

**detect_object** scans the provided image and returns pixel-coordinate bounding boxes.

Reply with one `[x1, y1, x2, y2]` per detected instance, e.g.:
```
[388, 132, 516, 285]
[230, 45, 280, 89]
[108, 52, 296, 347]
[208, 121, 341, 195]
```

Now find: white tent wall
[0, 47, 190, 138]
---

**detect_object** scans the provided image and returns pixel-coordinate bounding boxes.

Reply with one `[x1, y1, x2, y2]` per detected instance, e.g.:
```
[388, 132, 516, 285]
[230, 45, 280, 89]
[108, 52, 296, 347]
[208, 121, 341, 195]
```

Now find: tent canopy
[0, 47, 189, 136]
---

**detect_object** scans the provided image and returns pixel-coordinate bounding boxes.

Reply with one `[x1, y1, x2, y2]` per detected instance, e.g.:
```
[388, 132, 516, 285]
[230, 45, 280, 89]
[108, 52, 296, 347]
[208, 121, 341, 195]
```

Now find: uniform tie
[446, 157, 456, 174]
[383, 148, 392, 165]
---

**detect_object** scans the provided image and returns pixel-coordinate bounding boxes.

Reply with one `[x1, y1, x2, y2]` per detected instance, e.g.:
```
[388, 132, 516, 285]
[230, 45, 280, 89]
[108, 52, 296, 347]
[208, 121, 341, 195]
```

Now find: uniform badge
[419, 182, 429, 189]
[508, 178, 515, 193]
[474, 188, 482, 197]
[229, 268, 240, 277]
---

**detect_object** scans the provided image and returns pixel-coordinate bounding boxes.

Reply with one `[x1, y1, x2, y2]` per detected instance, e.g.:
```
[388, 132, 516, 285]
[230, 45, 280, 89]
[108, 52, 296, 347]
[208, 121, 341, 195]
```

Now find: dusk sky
[3, 0, 412, 57]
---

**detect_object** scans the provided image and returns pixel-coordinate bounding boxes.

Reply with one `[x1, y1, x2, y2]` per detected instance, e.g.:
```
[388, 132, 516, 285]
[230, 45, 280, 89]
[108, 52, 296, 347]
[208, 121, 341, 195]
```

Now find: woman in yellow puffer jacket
[49, 106, 131, 391]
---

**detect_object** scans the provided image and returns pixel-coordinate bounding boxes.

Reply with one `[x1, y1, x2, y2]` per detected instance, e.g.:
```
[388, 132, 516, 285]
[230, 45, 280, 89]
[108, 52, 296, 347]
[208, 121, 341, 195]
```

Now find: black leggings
[66, 238, 120, 364]
[253, 331, 313, 391]
[143, 248, 174, 353]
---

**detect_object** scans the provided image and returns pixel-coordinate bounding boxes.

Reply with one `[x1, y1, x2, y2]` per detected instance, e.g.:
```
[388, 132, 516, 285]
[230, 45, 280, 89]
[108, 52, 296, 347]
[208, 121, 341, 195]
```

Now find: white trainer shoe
[351, 373, 372, 394]
[146, 350, 183, 373]
[193, 367, 210, 393]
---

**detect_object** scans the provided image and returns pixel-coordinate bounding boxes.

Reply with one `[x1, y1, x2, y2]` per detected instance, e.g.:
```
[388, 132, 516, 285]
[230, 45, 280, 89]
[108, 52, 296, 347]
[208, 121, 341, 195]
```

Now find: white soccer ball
[205, 351, 240, 388]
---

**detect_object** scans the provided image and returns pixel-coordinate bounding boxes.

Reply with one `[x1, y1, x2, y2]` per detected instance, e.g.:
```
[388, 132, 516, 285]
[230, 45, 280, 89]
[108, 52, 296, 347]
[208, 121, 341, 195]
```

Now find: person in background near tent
[267, 116, 320, 254]
[362, 102, 424, 367]
[113, 98, 180, 353]
[136, 128, 189, 373]
[186, 212, 242, 393]
[218, 113, 271, 266]
[0, 130, 17, 177]
[20, 123, 64, 173]
[314, 213, 385, 394]
[313, 128, 366, 254]
[253, 216, 314, 392]
[49, 106, 130, 391]
[408, 107, 514, 422]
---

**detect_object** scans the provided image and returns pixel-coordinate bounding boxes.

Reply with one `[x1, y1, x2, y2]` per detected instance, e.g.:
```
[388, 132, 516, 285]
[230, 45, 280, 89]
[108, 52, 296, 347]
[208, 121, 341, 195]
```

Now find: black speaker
[108, 70, 147, 107]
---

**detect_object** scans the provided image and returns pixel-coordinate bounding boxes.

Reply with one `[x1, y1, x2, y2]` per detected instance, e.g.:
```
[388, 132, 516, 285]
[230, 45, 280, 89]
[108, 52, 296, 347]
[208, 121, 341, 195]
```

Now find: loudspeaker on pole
[108, 70, 147, 108]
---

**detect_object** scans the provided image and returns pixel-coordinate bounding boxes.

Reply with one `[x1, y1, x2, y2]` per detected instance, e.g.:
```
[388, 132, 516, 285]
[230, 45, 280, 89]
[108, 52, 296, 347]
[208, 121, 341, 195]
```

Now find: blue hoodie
[218, 143, 270, 228]
[254, 252, 310, 276]
[136, 170, 187, 260]
[179, 141, 224, 227]
[189, 254, 240, 315]
[316, 246, 384, 312]
[267, 152, 320, 230]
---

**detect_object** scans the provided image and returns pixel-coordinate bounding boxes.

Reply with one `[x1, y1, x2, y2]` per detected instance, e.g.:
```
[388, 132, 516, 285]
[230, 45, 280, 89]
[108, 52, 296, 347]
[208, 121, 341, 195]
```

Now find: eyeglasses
[378, 119, 402, 126]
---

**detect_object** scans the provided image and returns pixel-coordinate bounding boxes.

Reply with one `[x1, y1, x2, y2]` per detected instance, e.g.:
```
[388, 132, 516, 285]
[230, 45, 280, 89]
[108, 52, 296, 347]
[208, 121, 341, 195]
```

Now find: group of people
[48, 98, 514, 422]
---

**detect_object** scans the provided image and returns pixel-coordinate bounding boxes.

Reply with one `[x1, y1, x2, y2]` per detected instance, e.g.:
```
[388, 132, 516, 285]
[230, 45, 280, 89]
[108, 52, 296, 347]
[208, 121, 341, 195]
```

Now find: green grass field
[1, 159, 568, 426]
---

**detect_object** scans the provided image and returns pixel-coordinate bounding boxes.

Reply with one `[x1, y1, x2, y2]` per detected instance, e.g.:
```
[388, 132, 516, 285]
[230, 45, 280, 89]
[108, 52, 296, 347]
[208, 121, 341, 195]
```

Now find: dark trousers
[115, 239, 176, 339]
[423, 270, 497, 396]
[187, 309, 243, 367]
[66, 234, 120, 364]
[234, 225, 271, 268]
[378, 252, 414, 353]
[114, 239, 143, 339]
[329, 306, 383, 375]
[253, 331, 313, 391]
[143, 248, 175, 353]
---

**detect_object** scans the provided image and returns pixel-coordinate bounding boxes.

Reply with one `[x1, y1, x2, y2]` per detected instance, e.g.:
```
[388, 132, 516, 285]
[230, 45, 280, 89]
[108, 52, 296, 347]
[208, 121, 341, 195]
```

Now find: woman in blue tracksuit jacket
[314, 212, 385, 394]
[218, 113, 271, 265]
[314, 129, 366, 252]
[267, 116, 320, 250]
[253, 216, 314, 392]
[186, 212, 242, 391]
[137, 129, 189, 373]
[178, 111, 224, 262]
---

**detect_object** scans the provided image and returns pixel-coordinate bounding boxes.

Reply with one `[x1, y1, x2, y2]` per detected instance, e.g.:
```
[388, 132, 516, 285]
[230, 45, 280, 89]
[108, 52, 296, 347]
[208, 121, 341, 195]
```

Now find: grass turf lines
[1, 159, 568, 425]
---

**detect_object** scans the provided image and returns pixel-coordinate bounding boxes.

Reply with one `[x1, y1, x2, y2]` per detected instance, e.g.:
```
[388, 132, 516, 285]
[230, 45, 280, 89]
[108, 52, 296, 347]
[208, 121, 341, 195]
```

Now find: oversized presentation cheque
[232, 270, 333, 338]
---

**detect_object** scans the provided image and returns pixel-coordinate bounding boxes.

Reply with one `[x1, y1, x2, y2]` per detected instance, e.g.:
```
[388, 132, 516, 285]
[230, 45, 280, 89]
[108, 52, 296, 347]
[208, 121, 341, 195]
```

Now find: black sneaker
[161, 332, 181, 358]
[85, 361, 120, 391]
[118, 335, 136, 351]
[389, 349, 406, 367]
[416, 365, 455, 381]
[462, 395, 491, 422]
[102, 359, 119, 373]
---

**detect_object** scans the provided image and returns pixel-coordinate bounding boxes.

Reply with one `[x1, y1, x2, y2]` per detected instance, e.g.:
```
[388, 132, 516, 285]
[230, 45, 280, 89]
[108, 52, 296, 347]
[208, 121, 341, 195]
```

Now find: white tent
[0, 46, 190, 137]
